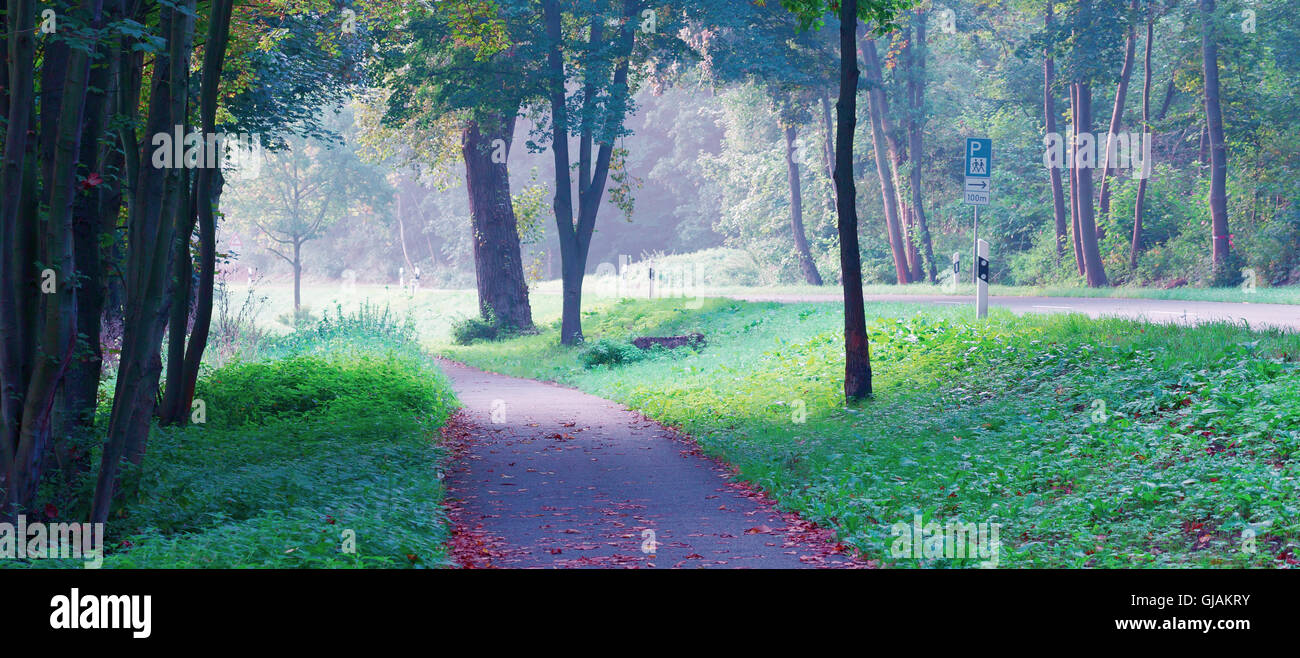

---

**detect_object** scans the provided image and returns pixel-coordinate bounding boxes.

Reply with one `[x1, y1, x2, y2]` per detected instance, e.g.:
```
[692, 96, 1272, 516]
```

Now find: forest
[217, 0, 1300, 296]
[1, 0, 1298, 589]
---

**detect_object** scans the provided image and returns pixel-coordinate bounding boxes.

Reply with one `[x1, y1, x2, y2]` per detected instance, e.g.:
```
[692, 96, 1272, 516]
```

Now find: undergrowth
[14, 303, 456, 569]
[446, 297, 1300, 568]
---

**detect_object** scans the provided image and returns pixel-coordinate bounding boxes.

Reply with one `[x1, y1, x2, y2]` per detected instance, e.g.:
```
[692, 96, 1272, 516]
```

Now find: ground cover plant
[446, 298, 1300, 567]
[10, 306, 457, 569]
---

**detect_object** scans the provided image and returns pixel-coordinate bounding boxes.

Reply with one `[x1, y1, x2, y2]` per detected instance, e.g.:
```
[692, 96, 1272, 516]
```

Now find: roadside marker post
[942, 251, 961, 293]
[976, 239, 990, 319]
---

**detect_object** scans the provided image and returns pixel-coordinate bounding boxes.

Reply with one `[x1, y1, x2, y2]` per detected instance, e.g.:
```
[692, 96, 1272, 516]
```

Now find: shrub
[208, 278, 272, 367]
[579, 338, 648, 369]
[451, 310, 500, 345]
[262, 302, 418, 358]
[193, 353, 450, 429]
[276, 305, 318, 328]
[313, 301, 416, 343]
[46, 350, 459, 569]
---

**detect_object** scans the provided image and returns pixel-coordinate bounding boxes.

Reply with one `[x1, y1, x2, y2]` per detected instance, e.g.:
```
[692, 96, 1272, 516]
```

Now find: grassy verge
[517, 246, 1300, 304]
[16, 307, 458, 569]
[686, 282, 1300, 305]
[445, 298, 1300, 568]
[236, 276, 1295, 360]
[240, 283, 573, 345]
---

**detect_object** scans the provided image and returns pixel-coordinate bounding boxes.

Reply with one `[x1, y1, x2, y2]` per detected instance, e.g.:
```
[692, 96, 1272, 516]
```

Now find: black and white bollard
[976, 239, 989, 319]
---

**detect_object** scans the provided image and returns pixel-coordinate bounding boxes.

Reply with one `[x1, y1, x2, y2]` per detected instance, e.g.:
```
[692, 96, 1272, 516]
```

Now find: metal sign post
[964, 138, 992, 287]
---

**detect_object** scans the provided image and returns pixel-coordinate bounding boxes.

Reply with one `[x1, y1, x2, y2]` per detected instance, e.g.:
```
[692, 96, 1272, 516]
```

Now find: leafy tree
[225, 107, 392, 314]
[90, 0, 202, 523]
[1199, 0, 1229, 275]
[779, 0, 914, 402]
[707, 5, 840, 284]
[540, 0, 646, 345]
[370, 0, 542, 332]
[158, 0, 371, 427]
[701, 84, 839, 284]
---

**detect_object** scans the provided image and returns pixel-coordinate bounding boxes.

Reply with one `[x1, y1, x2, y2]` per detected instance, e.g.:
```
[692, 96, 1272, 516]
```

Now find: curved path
[437, 358, 858, 569]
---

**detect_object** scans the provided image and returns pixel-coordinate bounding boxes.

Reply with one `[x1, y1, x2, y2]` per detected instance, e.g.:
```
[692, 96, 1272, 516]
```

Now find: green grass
[247, 272, 1296, 358]
[685, 282, 1300, 305]
[14, 306, 459, 569]
[516, 246, 1300, 304]
[445, 297, 1300, 568]
[245, 282, 572, 345]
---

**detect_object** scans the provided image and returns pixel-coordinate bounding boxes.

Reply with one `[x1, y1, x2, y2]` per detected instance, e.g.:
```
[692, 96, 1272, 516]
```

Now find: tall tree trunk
[544, 0, 580, 344]
[54, 21, 114, 460]
[0, 0, 40, 514]
[3, 0, 105, 514]
[161, 0, 234, 425]
[904, 213, 922, 281]
[543, 0, 639, 345]
[1200, 0, 1229, 269]
[1098, 0, 1140, 224]
[819, 87, 837, 214]
[906, 12, 935, 283]
[1069, 83, 1086, 276]
[13, 0, 102, 509]
[161, 172, 195, 426]
[180, 167, 222, 400]
[293, 240, 302, 313]
[463, 114, 536, 330]
[837, 8, 871, 402]
[0, 7, 8, 126]
[861, 35, 910, 285]
[784, 124, 823, 285]
[894, 25, 923, 283]
[38, 27, 70, 203]
[101, 34, 142, 331]
[1131, 16, 1153, 270]
[1076, 82, 1109, 287]
[1044, 3, 1069, 267]
[126, 156, 187, 463]
[93, 0, 196, 524]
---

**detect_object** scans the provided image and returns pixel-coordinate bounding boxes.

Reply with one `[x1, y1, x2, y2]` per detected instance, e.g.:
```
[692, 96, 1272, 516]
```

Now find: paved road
[725, 293, 1299, 331]
[437, 358, 858, 569]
